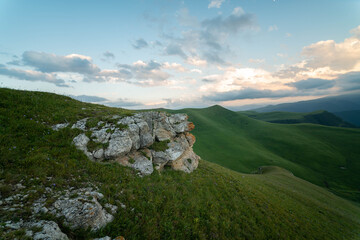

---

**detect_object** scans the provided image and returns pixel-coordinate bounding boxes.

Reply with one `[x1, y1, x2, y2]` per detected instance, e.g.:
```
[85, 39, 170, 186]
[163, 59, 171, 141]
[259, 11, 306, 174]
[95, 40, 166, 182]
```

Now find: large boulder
[68, 111, 200, 175]
[105, 130, 132, 159]
[50, 191, 114, 231]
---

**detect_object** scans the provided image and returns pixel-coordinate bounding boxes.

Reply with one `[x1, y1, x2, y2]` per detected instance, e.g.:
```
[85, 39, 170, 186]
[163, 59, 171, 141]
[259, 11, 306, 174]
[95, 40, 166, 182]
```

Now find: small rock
[29, 220, 69, 240]
[71, 118, 88, 131]
[52, 123, 69, 131]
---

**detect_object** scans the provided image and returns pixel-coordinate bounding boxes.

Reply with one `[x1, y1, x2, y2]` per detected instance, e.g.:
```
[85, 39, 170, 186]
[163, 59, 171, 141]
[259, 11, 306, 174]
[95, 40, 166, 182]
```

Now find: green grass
[167, 105, 360, 202]
[149, 140, 170, 152]
[240, 110, 355, 127]
[1, 88, 360, 239]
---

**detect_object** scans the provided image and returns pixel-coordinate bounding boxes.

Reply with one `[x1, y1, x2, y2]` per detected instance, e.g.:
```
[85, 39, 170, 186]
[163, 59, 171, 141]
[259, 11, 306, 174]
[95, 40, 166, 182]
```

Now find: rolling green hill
[167, 105, 360, 202]
[1, 88, 360, 239]
[240, 110, 355, 128]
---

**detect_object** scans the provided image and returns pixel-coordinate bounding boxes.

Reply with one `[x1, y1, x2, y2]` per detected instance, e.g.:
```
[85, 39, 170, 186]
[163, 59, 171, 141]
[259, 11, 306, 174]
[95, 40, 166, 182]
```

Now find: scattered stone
[72, 118, 88, 131]
[51, 123, 69, 131]
[105, 203, 118, 214]
[50, 190, 113, 231]
[30, 220, 69, 240]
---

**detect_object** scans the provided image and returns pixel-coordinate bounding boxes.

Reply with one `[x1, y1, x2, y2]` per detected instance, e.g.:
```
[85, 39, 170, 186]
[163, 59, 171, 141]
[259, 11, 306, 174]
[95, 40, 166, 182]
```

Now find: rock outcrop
[61, 112, 200, 175]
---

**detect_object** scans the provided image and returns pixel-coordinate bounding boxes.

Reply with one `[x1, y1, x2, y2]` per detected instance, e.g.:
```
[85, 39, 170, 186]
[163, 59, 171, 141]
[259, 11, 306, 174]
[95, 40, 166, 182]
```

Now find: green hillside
[240, 110, 355, 128]
[167, 105, 360, 202]
[1, 88, 360, 239]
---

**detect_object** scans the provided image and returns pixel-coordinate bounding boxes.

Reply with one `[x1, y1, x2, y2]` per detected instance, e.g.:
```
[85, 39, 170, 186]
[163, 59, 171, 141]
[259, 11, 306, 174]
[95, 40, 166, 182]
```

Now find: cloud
[101, 51, 115, 61]
[232, 7, 245, 16]
[201, 11, 256, 35]
[287, 78, 336, 90]
[186, 56, 207, 66]
[0, 64, 68, 87]
[202, 51, 226, 65]
[163, 62, 186, 72]
[164, 44, 187, 59]
[268, 25, 278, 32]
[191, 69, 202, 74]
[161, 8, 257, 66]
[116, 60, 171, 86]
[249, 58, 265, 64]
[208, 0, 225, 8]
[177, 8, 198, 27]
[105, 98, 144, 108]
[350, 25, 360, 39]
[302, 26, 360, 71]
[22, 51, 100, 74]
[202, 78, 216, 83]
[203, 88, 296, 101]
[132, 38, 149, 49]
[70, 95, 108, 103]
[336, 71, 360, 91]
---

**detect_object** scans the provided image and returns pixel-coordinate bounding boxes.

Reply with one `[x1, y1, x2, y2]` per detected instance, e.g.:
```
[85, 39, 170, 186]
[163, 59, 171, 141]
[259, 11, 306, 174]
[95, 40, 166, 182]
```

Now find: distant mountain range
[252, 92, 360, 126]
[240, 110, 355, 128]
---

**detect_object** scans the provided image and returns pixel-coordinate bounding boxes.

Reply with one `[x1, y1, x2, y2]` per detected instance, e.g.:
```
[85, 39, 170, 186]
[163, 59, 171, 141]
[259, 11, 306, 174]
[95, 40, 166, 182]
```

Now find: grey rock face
[132, 155, 153, 176]
[71, 118, 88, 131]
[51, 192, 114, 231]
[127, 123, 141, 150]
[31, 220, 69, 240]
[51, 123, 69, 131]
[73, 133, 89, 152]
[93, 148, 104, 159]
[105, 130, 132, 159]
[70, 111, 200, 174]
[92, 128, 111, 143]
[137, 121, 154, 148]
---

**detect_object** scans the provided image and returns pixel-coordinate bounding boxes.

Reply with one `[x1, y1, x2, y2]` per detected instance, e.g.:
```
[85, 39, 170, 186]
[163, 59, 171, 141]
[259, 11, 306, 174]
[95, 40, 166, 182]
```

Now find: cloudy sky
[1, 0, 360, 109]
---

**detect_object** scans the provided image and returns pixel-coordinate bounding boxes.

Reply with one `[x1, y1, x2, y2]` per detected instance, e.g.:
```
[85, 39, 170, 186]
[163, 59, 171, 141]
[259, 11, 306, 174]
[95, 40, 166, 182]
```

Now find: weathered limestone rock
[127, 123, 141, 150]
[30, 220, 69, 240]
[170, 148, 200, 173]
[71, 118, 88, 131]
[73, 133, 89, 152]
[137, 121, 154, 148]
[105, 130, 132, 159]
[92, 128, 111, 143]
[51, 191, 114, 231]
[51, 123, 69, 131]
[93, 148, 104, 159]
[69, 111, 200, 174]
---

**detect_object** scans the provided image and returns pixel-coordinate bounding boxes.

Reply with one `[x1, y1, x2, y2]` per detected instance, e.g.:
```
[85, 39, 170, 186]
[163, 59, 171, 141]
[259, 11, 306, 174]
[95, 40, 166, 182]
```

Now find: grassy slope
[167, 106, 360, 202]
[240, 110, 355, 127]
[1, 88, 360, 239]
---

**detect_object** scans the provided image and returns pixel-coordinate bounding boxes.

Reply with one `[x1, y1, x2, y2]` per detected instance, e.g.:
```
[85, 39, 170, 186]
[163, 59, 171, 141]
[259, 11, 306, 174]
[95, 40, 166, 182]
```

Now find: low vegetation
[1, 88, 360, 239]
[167, 105, 360, 202]
[149, 139, 170, 152]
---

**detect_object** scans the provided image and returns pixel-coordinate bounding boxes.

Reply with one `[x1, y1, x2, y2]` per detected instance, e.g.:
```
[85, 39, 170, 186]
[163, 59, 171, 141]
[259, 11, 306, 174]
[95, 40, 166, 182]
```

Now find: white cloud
[186, 56, 208, 66]
[268, 25, 278, 32]
[249, 58, 265, 64]
[232, 7, 245, 16]
[208, 0, 225, 9]
[22, 51, 100, 74]
[163, 62, 187, 72]
[0, 64, 68, 87]
[191, 69, 202, 74]
[302, 32, 360, 71]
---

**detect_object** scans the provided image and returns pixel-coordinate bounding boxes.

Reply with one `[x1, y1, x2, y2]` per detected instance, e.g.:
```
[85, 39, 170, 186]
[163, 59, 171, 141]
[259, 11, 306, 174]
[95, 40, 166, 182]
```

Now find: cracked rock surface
[55, 111, 200, 175]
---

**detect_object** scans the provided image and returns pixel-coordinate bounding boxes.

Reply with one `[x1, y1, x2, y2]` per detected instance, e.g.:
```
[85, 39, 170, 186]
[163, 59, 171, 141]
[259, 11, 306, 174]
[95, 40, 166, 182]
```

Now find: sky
[1, 0, 360, 110]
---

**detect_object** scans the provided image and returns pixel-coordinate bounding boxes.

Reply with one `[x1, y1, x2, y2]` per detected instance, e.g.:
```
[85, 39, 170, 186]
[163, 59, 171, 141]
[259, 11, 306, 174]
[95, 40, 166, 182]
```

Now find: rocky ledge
[53, 111, 200, 175]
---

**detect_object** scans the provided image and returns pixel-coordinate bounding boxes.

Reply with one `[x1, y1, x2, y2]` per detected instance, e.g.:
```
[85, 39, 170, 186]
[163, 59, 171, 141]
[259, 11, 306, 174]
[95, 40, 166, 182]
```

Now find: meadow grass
[1, 88, 360, 239]
[167, 105, 360, 202]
